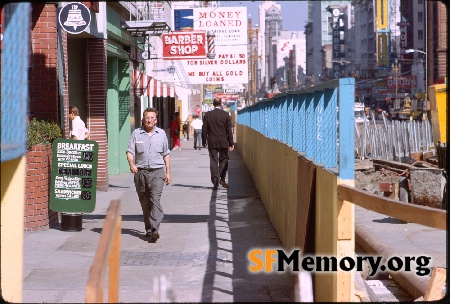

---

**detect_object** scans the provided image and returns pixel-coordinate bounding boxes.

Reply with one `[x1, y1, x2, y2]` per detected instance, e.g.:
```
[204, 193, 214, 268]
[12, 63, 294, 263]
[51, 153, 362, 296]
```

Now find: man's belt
[137, 167, 163, 172]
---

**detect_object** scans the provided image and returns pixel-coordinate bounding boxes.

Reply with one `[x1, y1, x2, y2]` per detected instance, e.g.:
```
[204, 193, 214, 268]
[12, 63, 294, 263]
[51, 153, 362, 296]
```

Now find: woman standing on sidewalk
[170, 112, 181, 150]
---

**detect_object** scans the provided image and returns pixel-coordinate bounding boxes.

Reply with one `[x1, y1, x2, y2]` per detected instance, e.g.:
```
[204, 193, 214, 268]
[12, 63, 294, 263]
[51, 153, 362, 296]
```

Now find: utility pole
[268, 21, 273, 82]
[248, 19, 253, 105]
[252, 43, 258, 102]
[248, 19, 259, 105]
[392, 58, 401, 104]
[245, 18, 253, 105]
[426, 0, 433, 90]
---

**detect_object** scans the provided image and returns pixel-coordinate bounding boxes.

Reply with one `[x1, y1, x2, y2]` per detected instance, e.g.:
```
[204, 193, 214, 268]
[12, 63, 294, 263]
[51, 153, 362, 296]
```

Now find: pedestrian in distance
[170, 112, 181, 150]
[195, 104, 201, 117]
[182, 116, 191, 140]
[126, 108, 171, 242]
[202, 97, 234, 190]
[190, 114, 203, 150]
[69, 105, 90, 140]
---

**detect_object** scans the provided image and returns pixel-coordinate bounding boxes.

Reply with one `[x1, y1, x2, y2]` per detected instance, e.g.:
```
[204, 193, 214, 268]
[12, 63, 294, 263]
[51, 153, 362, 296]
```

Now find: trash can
[61, 213, 83, 231]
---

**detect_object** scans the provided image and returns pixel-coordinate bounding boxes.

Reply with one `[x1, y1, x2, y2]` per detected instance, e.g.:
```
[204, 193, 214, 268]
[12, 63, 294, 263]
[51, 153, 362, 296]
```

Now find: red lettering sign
[387, 76, 417, 89]
[162, 31, 207, 60]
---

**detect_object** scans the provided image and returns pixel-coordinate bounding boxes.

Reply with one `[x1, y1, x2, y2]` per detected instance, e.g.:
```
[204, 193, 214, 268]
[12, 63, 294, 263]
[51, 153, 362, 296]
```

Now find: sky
[220, 1, 309, 31]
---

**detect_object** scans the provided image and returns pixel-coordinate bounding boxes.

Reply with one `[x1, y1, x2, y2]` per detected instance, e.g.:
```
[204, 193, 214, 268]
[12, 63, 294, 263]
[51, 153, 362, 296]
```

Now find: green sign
[50, 138, 98, 212]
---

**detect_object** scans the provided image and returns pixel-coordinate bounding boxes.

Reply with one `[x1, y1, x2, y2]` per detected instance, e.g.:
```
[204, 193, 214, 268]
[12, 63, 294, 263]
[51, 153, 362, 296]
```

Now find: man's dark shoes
[151, 229, 160, 241]
[220, 180, 229, 188]
[213, 182, 218, 190]
[145, 228, 159, 241]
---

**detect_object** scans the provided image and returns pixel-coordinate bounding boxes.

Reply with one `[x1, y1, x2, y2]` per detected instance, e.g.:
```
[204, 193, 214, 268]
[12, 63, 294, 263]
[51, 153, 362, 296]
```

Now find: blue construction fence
[1, 3, 31, 163]
[237, 78, 355, 180]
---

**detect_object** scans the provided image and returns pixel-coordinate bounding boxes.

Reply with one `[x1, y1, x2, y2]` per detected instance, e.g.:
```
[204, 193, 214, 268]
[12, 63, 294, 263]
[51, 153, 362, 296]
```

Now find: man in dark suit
[202, 97, 235, 190]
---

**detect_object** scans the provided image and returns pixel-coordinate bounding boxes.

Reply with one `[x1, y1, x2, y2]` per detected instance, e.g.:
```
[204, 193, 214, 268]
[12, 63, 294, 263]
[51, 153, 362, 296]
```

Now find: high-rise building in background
[232, 0, 446, 105]
[257, 1, 282, 91]
[276, 31, 306, 90]
[305, 0, 353, 85]
[254, 1, 307, 94]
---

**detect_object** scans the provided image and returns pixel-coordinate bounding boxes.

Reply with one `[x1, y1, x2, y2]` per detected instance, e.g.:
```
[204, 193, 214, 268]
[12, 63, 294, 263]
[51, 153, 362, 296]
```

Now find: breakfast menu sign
[50, 138, 98, 213]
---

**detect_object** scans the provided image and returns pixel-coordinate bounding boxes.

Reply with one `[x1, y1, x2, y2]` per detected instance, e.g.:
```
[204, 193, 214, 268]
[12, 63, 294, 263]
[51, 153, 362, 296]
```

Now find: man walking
[191, 114, 203, 150]
[126, 108, 171, 241]
[202, 97, 234, 190]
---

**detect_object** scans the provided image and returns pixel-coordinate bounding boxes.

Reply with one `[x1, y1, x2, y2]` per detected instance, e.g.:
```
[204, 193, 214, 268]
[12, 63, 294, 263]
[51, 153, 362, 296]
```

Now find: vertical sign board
[50, 139, 98, 213]
[176, 6, 248, 84]
[331, 8, 345, 79]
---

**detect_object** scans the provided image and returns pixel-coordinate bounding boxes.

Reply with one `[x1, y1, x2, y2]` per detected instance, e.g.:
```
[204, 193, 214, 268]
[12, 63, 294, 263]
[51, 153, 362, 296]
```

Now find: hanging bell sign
[58, 2, 91, 34]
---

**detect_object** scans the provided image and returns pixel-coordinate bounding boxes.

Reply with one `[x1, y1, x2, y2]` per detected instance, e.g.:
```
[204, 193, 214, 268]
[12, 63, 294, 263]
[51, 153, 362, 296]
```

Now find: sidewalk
[22, 138, 294, 303]
[22, 138, 446, 302]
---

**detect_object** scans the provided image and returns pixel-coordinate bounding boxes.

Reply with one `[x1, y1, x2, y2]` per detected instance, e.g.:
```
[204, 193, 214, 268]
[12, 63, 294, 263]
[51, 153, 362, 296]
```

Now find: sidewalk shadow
[109, 184, 133, 189]
[84, 213, 210, 223]
[373, 217, 407, 224]
[170, 184, 212, 190]
[200, 147, 294, 302]
[91, 227, 148, 241]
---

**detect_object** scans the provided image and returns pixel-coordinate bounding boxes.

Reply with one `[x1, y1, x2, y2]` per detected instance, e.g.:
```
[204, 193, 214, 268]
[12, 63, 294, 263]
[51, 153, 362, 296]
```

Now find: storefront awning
[133, 70, 174, 98]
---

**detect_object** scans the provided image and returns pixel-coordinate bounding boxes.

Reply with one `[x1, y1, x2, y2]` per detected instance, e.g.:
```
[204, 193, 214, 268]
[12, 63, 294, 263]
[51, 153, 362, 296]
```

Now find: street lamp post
[405, 49, 427, 97]
[391, 58, 401, 105]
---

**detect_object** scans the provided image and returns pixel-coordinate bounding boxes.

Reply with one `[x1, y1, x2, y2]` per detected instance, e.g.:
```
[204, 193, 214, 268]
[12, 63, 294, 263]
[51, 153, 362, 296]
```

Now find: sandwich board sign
[50, 138, 98, 212]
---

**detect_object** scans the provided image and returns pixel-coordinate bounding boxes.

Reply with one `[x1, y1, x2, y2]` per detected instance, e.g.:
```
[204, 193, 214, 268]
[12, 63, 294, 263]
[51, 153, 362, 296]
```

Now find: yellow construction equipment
[428, 84, 447, 145]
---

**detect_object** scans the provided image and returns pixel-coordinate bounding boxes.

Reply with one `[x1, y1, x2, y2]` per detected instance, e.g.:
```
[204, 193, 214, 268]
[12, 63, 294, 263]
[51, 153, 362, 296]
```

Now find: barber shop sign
[58, 2, 91, 34]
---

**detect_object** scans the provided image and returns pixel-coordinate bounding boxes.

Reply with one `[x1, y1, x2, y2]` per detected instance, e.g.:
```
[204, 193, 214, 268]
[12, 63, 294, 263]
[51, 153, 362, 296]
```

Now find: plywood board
[315, 166, 337, 255]
[314, 167, 338, 302]
[267, 138, 275, 222]
[337, 179, 355, 240]
[273, 140, 286, 245]
[285, 148, 299, 251]
[424, 267, 446, 301]
[295, 156, 316, 253]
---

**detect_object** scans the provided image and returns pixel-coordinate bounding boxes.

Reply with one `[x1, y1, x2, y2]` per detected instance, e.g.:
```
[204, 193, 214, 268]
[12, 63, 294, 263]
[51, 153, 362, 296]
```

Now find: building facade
[258, 1, 281, 90]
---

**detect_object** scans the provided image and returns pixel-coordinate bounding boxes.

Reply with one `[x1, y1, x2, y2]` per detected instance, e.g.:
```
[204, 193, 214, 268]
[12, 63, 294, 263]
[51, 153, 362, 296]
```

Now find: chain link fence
[238, 78, 355, 179]
[1, 3, 31, 163]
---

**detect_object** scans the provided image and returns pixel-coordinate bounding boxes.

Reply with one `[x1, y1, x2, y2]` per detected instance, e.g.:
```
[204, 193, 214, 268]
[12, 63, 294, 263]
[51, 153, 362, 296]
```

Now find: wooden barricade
[85, 200, 122, 303]
[237, 122, 447, 302]
[337, 185, 446, 230]
[424, 267, 446, 301]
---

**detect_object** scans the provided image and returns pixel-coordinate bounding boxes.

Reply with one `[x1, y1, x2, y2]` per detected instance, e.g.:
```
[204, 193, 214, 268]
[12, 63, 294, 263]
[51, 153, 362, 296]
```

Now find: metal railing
[355, 112, 434, 160]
